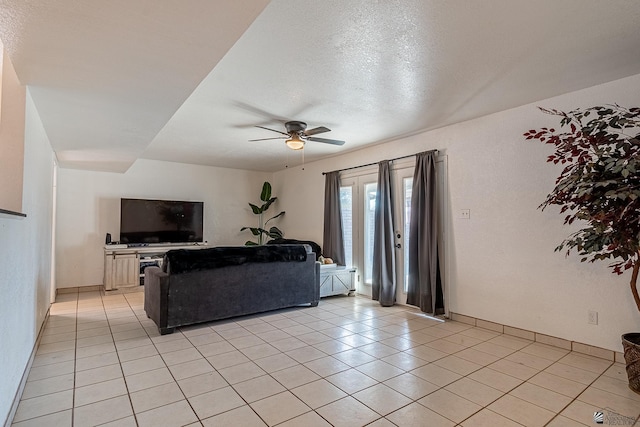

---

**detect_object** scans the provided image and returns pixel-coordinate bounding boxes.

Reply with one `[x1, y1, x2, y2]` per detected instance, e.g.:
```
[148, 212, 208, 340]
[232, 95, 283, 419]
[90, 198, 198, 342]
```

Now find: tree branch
[631, 250, 640, 312]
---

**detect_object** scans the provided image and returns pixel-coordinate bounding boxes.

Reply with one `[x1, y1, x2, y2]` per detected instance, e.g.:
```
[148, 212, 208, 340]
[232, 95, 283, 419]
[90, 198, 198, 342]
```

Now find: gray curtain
[407, 151, 443, 314]
[322, 171, 345, 265]
[372, 160, 396, 306]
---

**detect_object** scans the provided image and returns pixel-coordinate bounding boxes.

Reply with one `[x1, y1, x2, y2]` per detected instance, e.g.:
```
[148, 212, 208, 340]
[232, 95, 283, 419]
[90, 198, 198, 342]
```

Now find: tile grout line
[185, 326, 275, 426]
[174, 302, 603, 426]
[253, 311, 375, 427]
[190, 309, 361, 425]
[106, 293, 141, 427]
[420, 328, 615, 426]
[211, 307, 453, 425]
[318, 320, 587, 425]
[22, 293, 633, 427]
[72, 292, 78, 427]
[239, 300, 615, 425]
[180, 326, 257, 425]
[542, 358, 616, 427]
[369, 327, 516, 425]
[215, 319, 323, 425]
[415, 331, 581, 425]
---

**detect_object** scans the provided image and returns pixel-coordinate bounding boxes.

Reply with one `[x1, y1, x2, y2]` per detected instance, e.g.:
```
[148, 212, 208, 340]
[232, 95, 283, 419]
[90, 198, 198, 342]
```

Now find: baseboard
[56, 285, 103, 294]
[3, 308, 50, 427]
[103, 286, 143, 295]
[449, 311, 625, 363]
[57, 285, 144, 297]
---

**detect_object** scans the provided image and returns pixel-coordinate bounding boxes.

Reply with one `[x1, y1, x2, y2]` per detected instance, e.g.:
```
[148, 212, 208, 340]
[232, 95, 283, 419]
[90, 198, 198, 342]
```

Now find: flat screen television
[120, 198, 204, 244]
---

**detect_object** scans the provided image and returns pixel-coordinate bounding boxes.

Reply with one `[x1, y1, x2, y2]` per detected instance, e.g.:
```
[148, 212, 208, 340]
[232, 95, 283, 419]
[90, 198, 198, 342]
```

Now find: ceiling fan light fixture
[252, 121, 344, 148]
[285, 134, 305, 150]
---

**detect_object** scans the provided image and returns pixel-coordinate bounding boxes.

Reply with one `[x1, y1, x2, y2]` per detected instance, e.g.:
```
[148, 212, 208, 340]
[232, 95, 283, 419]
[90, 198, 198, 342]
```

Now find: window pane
[403, 178, 412, 293]
[364, 183, 377, 285]
[339, 186, 353, 267]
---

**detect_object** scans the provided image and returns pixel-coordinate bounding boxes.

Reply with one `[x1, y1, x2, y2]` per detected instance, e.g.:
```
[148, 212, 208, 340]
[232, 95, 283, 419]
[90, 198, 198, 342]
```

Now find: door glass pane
[403, 178, 412, 292]
[364, 183, 377, 285]
[340, 186, 353, 267]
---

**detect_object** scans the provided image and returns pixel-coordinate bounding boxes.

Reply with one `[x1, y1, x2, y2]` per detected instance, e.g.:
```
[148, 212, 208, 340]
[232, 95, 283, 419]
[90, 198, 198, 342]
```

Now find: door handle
[395, 243, 402, 249]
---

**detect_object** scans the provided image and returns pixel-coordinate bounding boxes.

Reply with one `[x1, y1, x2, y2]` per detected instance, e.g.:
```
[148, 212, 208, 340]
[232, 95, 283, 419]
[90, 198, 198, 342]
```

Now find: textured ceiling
[2, 0, 640, 172]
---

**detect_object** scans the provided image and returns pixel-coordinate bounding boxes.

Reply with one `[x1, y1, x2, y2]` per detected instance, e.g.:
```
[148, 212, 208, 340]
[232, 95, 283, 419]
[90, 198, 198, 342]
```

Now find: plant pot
[621, 333, 640, 394]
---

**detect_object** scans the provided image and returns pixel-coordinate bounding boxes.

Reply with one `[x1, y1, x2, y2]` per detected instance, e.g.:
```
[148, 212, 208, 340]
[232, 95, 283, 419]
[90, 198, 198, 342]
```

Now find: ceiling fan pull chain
[285, 141, 290, 168]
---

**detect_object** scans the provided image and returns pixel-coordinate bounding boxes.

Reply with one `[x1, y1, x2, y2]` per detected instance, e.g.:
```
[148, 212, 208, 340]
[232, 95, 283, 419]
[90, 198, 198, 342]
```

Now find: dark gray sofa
[144, 245, 320, 334]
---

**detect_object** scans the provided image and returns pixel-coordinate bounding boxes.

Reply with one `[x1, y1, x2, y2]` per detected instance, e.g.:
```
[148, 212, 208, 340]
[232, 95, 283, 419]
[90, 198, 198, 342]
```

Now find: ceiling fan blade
[255, 125, 289, 136]
[248, 137, 287, 142]
[307, 136, 345, 146]
[304, 126, 331, 136]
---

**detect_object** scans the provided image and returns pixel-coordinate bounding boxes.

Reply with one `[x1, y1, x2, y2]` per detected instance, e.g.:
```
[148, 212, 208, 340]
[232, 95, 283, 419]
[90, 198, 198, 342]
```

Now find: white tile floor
[11, 290, 640, 427]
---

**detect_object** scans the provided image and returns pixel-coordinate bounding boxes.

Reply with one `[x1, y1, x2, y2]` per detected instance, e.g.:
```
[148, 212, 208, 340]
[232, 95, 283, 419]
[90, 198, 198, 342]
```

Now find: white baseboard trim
[3, 308, 51, 427]
[56, 285, 103, 294]
[449, 311, 625, 363]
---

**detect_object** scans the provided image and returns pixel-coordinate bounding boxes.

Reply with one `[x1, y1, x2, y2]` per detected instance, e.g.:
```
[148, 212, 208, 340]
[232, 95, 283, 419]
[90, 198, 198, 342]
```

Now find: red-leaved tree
[524, 105, 640, 312]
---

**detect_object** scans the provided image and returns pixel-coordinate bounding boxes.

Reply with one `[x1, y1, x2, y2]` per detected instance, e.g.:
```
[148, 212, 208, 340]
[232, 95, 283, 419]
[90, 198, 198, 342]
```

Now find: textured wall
[0, 91, 54, 425]
[55, 160, 271, 288]
[0, 48, 26, 213]
[273, 74, 640, 352]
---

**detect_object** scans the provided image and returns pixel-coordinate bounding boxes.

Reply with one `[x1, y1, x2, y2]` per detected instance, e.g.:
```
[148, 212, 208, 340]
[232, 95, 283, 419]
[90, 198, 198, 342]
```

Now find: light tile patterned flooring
[12, 290, 640, 427]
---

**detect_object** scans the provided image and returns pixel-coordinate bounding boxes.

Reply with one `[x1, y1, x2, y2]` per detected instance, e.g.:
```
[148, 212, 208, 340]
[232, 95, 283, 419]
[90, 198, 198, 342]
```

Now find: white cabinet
[105, 253, 139, 290]
[104, 244, 208, 291]
[319, 266, 356, 298]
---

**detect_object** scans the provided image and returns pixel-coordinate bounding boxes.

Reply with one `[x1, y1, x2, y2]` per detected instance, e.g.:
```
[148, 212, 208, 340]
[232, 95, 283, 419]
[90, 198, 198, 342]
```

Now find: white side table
[319, 266, 356, 298]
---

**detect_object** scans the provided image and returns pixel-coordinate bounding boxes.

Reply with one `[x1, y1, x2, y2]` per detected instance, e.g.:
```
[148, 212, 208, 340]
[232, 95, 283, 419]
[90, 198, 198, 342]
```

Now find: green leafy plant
[240, 181, 285, 245]
[524, 105, 640, 312]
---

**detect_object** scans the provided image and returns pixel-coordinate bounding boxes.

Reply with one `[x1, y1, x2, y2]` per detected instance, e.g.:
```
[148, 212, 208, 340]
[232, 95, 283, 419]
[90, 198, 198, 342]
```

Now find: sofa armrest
[313, 261, 321, 305]
[144, 267, 172, 334]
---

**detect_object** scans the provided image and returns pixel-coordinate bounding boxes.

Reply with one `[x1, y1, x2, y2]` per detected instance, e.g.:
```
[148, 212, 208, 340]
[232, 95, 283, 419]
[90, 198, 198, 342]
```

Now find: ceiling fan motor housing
[249, 121, 344, 146]
[285, 121, 307, 134]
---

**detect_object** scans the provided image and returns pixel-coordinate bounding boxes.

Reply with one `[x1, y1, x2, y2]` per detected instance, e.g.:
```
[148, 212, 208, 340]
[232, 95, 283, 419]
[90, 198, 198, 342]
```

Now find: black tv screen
[120, 198, 204, 244]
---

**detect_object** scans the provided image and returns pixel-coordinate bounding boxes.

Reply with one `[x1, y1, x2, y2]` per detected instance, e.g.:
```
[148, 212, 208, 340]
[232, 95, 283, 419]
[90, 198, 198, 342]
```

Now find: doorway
[339, 156, 448, 312]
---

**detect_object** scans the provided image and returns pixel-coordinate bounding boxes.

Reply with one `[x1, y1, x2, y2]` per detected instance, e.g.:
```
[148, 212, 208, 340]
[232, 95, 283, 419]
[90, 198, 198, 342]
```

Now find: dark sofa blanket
[163, 245, 308, 274]
[145, 245, 319, 334]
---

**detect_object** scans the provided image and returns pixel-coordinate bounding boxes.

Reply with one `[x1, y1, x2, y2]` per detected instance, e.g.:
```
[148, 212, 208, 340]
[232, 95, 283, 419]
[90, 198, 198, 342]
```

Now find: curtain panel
[372, 160, 396, 306]
[322, 171, 345, 265]
[406, 151, 443, 314]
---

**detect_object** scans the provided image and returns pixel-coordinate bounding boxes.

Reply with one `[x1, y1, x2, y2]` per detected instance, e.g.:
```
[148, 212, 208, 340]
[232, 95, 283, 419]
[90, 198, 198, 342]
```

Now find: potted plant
[524, 105, 640, 393]
[241, 181, 285, 245]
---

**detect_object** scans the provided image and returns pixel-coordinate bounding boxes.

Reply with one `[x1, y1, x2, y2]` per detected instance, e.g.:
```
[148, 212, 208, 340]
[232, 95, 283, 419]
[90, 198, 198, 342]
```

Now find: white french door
[392, 166, 415, 305]
[340, 166, 412, 300]
[340, 172, 377, 297]
[339, 156, 448, 311]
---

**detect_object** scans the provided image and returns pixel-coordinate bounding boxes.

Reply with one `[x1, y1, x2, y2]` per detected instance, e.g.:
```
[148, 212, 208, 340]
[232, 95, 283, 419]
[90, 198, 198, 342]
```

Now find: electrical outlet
[588, 310, 598, 325]
[460, 209, 470, 219]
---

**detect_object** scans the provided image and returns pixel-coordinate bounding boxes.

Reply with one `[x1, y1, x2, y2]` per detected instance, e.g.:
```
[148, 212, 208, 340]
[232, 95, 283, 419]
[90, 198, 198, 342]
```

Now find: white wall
[55, 160, 271, 288]
[0, 47, 26, 213]
[273, 73, 640, 352]
[0, 91, 54, 425]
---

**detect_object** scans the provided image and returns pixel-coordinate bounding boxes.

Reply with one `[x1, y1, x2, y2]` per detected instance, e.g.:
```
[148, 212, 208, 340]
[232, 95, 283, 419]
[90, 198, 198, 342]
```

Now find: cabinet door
[332, 271, 354, 293]
[112, 254, 139, 288]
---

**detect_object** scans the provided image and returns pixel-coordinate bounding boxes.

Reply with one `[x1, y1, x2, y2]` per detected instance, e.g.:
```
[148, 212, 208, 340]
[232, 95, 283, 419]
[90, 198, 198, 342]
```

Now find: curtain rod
[321, 149, 438, 175]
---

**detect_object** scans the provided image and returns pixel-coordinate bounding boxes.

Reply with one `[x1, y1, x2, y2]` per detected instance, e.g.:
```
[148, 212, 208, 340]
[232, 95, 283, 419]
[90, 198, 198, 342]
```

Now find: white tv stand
[103, 243, 208, 291]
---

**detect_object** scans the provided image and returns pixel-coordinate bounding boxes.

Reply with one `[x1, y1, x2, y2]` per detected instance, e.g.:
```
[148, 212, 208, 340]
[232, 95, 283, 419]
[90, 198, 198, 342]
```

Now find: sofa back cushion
[267, 238, 322, 260]
[163, 245, 308, 274]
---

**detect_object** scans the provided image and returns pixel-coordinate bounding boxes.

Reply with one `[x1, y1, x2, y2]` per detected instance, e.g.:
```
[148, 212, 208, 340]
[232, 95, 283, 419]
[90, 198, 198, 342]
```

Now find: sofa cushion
[267, 238, 322, 260]
[163, 245, 308, 274]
